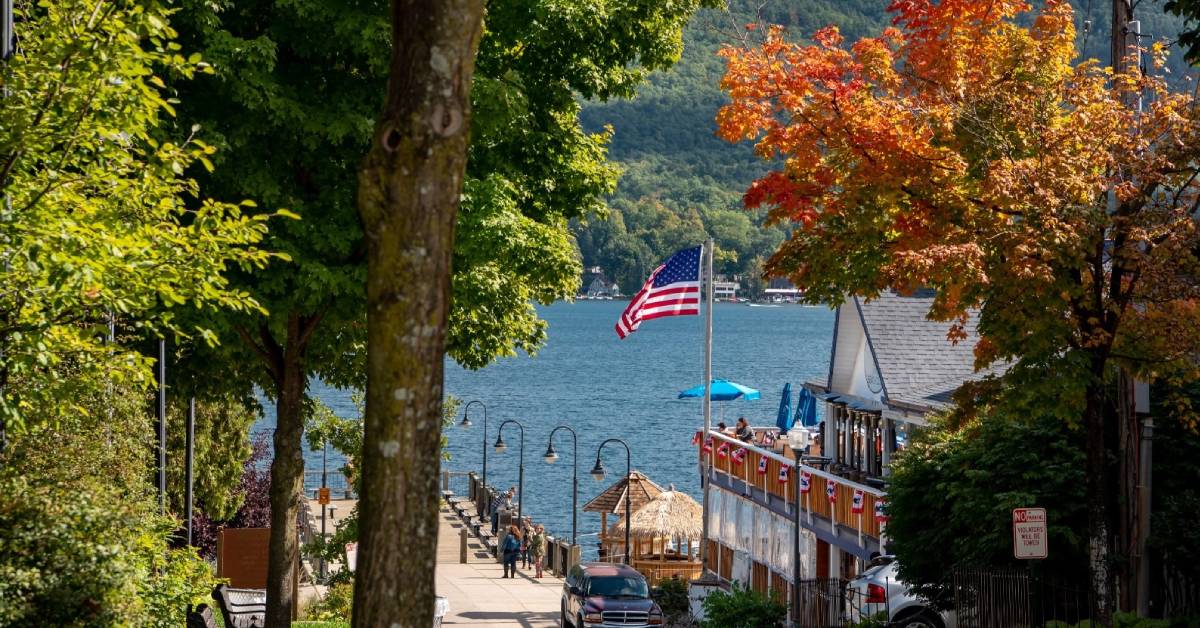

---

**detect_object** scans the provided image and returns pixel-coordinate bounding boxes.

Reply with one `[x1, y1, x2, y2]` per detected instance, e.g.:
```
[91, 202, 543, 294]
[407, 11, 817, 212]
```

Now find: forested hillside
[575, 0, 1191, 296]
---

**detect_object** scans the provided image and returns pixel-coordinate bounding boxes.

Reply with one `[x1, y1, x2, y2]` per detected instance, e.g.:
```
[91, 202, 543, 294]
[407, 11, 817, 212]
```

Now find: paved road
[436, 506, 564, 627]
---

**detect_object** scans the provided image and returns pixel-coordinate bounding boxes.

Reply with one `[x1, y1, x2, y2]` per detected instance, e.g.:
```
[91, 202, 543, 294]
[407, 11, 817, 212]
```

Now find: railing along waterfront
[702, 430, 886, 539]
[304, 469, 357, 500]
[442, 469, 581, 576]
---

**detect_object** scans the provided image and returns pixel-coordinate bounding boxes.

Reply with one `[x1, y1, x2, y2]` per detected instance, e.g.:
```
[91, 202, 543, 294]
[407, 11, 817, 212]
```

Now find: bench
[186, 604, 218, 628]
[213, 584, 266, 628]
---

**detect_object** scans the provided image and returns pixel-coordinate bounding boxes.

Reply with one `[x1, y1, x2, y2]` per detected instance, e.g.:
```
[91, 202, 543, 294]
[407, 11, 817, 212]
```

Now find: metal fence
[952, 569, 1093, 628]
[303, 470, 357, 500]
[441, 470, 581, 576]
[794, 578, 847, 628]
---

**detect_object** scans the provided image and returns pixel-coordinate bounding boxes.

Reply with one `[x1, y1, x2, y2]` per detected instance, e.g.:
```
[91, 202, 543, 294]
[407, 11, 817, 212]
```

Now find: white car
[845, 557, 952, 628]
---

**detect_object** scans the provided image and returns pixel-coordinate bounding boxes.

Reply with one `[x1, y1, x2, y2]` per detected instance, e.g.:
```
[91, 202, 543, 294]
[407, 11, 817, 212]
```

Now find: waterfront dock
[436, 504, 563, 627]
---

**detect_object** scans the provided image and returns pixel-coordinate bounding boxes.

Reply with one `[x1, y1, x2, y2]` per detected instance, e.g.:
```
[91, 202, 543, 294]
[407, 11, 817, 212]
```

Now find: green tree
[887, 406, 1089, 607]
[165, 393, 259, 522]
[169, 0, 720, 619]
[0, 0, 276, 444]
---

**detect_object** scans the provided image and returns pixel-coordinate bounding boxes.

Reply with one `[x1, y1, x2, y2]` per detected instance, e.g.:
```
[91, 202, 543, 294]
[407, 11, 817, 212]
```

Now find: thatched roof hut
[611, 490, 703, 540]
[582, 470, 664, 516]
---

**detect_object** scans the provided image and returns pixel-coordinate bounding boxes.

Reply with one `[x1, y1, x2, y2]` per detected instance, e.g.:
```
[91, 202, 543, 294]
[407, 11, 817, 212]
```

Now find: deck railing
[701, 430, 886, 539]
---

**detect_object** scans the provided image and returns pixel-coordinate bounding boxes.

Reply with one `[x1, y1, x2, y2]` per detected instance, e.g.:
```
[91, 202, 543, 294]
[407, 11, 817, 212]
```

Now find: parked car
[561, 562, 664, 628]
[845, 556, 952, 628]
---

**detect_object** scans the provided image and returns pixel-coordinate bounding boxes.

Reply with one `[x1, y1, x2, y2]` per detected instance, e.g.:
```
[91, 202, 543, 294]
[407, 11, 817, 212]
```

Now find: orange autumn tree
[718, 0, 1200, 619]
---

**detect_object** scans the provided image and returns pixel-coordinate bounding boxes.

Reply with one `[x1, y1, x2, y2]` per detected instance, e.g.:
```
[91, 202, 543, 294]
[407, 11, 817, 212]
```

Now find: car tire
[560, 604, 573, 628]
[894, 609, 944, 628]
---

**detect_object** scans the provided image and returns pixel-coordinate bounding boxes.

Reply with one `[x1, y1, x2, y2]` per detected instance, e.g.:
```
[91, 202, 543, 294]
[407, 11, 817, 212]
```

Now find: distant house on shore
[581, 266, 621, 298]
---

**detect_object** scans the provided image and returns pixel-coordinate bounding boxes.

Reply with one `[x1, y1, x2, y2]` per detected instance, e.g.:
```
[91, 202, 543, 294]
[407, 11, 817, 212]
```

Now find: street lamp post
[320, 438, 328, 579]
[494, 419, 525, 525]
[591, 438, 632, 565]
[458, 400, 489, 493]
[544, 425, 579, 546]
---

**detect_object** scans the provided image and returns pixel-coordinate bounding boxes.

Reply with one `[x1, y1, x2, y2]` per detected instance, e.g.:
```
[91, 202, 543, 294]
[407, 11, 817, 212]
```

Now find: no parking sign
[1012, 507, 1048, 559]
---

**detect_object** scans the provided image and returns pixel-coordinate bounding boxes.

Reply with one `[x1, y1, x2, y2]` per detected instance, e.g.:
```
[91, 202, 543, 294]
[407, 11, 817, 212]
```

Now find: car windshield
[587, 576, 648, 598]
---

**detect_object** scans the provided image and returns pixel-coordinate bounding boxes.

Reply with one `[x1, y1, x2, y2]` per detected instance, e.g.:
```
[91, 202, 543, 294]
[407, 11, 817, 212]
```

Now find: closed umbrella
[776, 383, 794, 435]
[795, 386, 819, 428]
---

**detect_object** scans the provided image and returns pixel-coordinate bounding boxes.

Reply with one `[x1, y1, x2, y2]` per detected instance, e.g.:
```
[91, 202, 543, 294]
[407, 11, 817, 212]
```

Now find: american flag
[615, 245, 703, 339]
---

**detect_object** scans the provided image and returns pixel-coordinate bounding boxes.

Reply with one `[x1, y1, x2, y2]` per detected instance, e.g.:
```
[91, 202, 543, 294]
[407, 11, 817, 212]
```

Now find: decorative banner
[778, 464, 790, 483]
[875, 499, 889, 523]
[703, 438, 713, 453]
[799, 470, 812, 494]
[851, 489, 865, 514]
[717, 442, 730, 458]
[756, 457, 768, 475]
[826, 478, 837, 504]
[691, 431, 701, 446]
[731, 447, 747, 465]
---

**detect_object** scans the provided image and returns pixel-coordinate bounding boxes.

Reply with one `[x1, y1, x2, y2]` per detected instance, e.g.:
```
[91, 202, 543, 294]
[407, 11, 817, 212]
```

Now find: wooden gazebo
[583, 470, 663, 562]
[610, 489, 704, 585]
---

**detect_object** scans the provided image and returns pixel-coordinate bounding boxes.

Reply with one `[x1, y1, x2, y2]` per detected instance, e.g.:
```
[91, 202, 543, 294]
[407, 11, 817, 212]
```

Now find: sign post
[1012, 507, 1048, 559]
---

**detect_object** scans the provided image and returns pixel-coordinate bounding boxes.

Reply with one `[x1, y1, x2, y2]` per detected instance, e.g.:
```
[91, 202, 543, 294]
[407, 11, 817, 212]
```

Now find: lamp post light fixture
[494, 419, 526, 524]
[544, 425, 579, 546]
[592, 438, 632, 565]
[458, 400, 489, 493]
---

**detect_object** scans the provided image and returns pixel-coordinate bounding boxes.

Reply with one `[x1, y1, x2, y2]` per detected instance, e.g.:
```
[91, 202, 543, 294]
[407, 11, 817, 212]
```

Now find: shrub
[304, 581, 354, 623]
[654, 577, 692, 626]
[699, 584, 786, 628]
[0, 477, 217, 627]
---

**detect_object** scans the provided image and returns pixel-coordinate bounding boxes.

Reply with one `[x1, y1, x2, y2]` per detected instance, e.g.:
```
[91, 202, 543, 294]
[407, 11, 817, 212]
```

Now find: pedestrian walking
[501, 524, 522, 578]
[520, 521, 533, 568]
[490, 487, 514, 534]
[530, 524, 547, 579]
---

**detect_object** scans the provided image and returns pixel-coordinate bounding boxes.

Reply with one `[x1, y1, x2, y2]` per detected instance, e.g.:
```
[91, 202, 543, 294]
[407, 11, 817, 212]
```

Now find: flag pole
[700, 238, 714, 573]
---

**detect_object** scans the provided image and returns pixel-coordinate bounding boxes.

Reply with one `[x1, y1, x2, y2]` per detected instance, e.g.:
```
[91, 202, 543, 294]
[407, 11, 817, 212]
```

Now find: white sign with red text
[1012, 507, 1048, 559]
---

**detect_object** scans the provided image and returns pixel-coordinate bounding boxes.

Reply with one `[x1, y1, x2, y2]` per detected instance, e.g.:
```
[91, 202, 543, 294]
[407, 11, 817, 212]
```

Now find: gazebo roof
[583, 470, 664, 516]
[610, 490, 703, 540]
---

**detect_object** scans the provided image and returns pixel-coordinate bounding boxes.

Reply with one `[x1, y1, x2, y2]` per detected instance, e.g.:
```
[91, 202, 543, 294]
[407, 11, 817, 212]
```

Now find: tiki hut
[582, 470, 664, 561]
[609, 488, 704, 584]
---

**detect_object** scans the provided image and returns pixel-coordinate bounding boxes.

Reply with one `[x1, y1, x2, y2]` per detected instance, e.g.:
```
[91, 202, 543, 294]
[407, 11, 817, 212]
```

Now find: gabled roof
[583, 470, 664, 516]
[852, 290, 986, 405]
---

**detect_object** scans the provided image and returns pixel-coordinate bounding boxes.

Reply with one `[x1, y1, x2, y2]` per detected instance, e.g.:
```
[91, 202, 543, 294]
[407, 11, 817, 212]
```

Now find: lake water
[260, 301, 833, 552]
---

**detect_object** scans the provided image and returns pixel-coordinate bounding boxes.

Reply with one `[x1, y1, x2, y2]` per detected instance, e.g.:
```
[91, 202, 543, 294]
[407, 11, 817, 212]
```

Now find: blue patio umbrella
[776, 383, 794, 434]
[794, 387, 819, 428]
[678, 379, 761, 401]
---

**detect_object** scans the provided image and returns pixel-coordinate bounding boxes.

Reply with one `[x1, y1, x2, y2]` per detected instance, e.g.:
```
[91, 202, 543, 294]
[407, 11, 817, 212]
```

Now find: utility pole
[1111, 1, 1152, 615]
[0, 0, 12, 457]
[157, 340, 166, 515]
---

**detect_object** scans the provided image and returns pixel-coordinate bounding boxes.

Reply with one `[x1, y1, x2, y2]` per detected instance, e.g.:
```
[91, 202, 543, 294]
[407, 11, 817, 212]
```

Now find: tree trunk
[1084, 371, 1117, 625]
[351, 1, 483, 627]
[265, 318, 308, 627]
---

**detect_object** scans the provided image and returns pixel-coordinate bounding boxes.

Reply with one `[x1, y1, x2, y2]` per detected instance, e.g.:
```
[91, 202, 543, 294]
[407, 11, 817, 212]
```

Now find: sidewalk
[436, 505, 564, 627]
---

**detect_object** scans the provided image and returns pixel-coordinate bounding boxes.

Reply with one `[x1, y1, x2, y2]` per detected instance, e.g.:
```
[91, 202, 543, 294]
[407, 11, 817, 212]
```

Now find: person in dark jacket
[501, 525, 522, 578]
[735, 417, 753, 442]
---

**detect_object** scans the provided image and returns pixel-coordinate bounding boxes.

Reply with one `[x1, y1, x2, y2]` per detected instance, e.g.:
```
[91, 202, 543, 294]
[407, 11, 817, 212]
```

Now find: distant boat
[746, 303, 781, 308]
